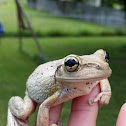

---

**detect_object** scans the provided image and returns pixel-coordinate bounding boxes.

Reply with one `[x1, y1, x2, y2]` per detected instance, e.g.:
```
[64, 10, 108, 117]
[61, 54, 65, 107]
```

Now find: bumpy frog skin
[7, 49, 112, 126]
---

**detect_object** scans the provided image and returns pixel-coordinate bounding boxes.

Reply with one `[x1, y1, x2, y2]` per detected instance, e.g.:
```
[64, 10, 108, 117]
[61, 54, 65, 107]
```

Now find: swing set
[15, 0, 47, 62]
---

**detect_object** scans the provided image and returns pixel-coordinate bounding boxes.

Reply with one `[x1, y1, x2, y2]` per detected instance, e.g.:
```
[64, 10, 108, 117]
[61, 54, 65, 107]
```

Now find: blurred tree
[74, 0, 86, 2]
[119, 0, 126, 12]
[101, 0, 126, 13]
[101, 0, 118, 7]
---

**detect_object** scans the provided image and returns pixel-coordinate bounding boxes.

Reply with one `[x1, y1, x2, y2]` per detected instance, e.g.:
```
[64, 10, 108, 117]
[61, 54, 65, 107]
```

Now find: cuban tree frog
[7, 49, 112, 126]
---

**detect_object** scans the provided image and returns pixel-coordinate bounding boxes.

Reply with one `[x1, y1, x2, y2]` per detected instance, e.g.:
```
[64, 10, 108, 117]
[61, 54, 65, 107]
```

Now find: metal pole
[15, 0, 47, 62]
[15, 0, 23, 52]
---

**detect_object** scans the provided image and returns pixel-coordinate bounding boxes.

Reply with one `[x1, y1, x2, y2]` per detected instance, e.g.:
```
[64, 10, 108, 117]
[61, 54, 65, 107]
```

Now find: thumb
[68, 84, 100, 126]
[116, 103, 126, 126]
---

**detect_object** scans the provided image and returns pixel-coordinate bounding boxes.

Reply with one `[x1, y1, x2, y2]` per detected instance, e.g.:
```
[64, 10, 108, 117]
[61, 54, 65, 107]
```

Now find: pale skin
[7, 49, 112, 126]
[116, 103, 126, 126]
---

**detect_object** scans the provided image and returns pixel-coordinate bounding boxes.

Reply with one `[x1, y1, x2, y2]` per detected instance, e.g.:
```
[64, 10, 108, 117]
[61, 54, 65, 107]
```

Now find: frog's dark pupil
[65, 59, 78, 67]
[105, 52, 109, 61]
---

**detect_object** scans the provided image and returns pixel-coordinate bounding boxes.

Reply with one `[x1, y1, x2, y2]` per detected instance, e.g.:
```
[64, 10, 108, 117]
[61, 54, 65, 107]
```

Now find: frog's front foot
[89, 79, 111, 107]
[37, 91, 61, 126]
[95, 91, 111, 107]
[89, 90, 111, 107]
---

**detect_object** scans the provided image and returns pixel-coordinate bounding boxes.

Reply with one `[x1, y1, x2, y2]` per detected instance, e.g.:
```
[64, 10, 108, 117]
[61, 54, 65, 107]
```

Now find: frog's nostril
[96, 65, 100, 69]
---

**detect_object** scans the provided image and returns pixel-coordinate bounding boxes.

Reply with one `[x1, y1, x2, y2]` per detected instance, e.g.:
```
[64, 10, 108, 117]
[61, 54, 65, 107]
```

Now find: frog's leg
[7, 95, 36, 126]
[90, 79, 111, 107]
[37, 91, 61, 126]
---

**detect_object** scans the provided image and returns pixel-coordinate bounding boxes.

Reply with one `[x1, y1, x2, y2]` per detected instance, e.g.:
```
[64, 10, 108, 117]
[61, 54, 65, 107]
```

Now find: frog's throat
[56, 75, 109, 82]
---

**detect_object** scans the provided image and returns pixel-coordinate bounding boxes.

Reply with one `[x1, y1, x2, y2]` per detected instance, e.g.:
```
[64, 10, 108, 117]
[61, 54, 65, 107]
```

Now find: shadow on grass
[19, 49, 46, 65]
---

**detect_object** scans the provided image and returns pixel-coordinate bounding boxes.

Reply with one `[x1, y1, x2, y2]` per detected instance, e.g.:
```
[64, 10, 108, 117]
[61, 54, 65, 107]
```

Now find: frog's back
[26, 59, 63, 104]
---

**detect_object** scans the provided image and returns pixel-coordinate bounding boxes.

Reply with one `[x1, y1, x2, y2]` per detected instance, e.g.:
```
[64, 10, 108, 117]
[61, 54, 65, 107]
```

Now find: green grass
[1, 0, 126, 37]
[0, 36, 126, 126]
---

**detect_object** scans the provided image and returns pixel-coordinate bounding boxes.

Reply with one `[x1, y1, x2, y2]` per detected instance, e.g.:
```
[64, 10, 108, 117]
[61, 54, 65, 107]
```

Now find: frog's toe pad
[89, 98, 94, 105]
[50, 124, 58, 126]
[50, 121, 63, 126]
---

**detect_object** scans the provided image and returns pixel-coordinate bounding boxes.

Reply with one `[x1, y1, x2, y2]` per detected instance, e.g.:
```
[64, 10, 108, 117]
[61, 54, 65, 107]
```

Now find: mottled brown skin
[7, 49, 112, 126]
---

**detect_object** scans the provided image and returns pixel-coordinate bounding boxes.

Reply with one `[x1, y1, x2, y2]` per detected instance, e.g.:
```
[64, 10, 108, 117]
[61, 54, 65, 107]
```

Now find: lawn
[0, 36, 126, 126]
[1, 0, 126, 37]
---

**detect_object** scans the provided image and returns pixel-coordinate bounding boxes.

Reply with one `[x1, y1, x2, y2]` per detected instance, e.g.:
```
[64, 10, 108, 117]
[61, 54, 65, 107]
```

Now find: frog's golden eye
[105, 51, 109, 62]
[64, 56, 79, 72]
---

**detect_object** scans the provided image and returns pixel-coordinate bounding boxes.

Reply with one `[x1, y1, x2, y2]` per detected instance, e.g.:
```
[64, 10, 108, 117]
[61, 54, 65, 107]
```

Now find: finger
[49, 103, 63, 125]
[116, 103, 126, 126]
[68, 84, 100, 126]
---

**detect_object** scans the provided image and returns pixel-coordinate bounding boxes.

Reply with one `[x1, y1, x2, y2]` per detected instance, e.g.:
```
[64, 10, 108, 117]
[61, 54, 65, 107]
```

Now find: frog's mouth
[55, 75, 110, 83]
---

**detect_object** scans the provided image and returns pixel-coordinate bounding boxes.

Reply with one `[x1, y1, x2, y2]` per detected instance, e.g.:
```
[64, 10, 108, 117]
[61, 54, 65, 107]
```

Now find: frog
[6, 49, 112, 126]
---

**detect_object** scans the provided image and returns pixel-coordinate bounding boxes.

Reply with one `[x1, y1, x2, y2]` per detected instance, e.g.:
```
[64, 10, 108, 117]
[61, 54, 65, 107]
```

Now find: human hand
[49, 84, 100, 126]
[49, 83, 126, 126]
[116, 103, 126, 126]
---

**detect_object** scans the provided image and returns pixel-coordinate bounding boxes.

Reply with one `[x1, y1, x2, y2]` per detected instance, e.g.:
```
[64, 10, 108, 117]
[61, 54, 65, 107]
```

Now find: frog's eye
[64, 56, 79, 72]
[105, 52, 109, 62]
